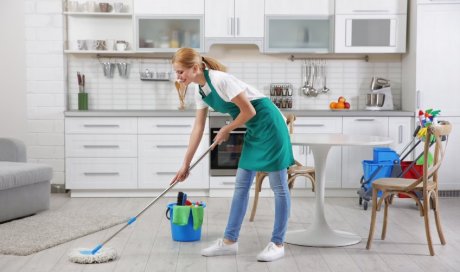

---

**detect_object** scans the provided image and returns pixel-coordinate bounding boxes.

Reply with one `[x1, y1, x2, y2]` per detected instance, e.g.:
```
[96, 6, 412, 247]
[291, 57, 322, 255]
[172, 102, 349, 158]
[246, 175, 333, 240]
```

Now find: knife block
[78, 92, 88, 110]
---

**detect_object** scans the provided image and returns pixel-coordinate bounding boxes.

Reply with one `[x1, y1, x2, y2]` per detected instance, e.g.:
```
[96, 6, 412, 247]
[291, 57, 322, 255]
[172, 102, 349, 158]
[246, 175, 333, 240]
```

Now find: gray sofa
[0, 138, 52, 223]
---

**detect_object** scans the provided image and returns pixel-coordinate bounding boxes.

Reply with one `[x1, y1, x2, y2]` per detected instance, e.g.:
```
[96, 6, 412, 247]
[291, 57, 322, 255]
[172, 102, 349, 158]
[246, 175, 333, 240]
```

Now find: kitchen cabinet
[65, 117, 210, 195]
[334, 0, 407, 53]
[264, 0, 333, 53]
[402, 1, 460, 116]
[204, 0, 264, 51]
[135, 16, 204, 52]
[138, 117, 209, 189]
[402, 1, 460, 189]
[434, 117, 460, 190]
[341, 117, 389, 188]
[341, 116, 413, 189]
[388, 117, 414, 157]
[292, 117, 342, 189]
[64, 1, 134, 54]
[65, 117, 138, 189]
[264, 16, 332, 53]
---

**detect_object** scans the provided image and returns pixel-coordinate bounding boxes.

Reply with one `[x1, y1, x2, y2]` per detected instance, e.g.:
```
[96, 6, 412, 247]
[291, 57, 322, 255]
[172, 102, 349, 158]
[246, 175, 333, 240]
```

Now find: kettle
[370, 77, 390, 90]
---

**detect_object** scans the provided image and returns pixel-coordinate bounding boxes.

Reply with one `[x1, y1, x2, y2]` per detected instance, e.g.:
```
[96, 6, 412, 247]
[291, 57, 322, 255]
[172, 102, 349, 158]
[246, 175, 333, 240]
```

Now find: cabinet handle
[156, 145, 188, 148]
[352, 9, 390, 13]
[156, 172, 177, 175]
[83, 145, 120, 149]
[84, 172, 119, 176]
[83, 124, 120, 128]
[231, 17, 235, 35]
[399, 125, 403, 144]
[236, 17, 240, 36]
[295, 124, 325, 127]
[212, 130, 245, 134]
[156, 124, 191, 128]
[355, 118, 375, 122]
[222, 181, 235, 185]
[416, 90, 421, 109]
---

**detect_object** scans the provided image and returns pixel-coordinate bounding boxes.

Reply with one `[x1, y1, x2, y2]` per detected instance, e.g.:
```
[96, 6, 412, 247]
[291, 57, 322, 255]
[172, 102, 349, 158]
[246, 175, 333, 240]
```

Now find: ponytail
[202, 56, 227, 72]
[172, 48, 227, 72]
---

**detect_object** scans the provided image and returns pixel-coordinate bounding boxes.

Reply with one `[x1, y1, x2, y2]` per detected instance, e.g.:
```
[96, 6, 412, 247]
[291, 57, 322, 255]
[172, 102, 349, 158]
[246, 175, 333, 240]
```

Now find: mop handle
[95, 142, 217, 251]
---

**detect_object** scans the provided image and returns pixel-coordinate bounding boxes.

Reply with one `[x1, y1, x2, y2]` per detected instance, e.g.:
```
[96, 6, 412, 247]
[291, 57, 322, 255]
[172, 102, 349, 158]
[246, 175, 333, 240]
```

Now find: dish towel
[172, 206, 191, 226]
[191, 206, 204, 230]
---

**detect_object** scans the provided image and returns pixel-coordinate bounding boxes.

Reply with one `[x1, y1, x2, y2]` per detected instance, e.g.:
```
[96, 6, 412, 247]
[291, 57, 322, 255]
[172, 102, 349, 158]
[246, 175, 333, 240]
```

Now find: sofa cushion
[0, 162, 53, 191]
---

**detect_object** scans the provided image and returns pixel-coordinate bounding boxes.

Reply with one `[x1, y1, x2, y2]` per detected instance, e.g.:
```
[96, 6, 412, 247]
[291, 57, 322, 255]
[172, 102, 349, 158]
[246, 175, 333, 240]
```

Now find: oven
[209, 115, 246, 176]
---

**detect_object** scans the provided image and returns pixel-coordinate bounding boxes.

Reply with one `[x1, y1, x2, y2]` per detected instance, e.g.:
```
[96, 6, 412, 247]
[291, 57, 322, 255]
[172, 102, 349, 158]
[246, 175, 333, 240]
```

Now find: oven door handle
[212, 130, 246, 134]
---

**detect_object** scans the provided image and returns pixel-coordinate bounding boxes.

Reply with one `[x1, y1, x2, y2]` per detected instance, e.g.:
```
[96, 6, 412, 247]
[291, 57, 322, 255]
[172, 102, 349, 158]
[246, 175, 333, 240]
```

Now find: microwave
[334, 0, 407, 53]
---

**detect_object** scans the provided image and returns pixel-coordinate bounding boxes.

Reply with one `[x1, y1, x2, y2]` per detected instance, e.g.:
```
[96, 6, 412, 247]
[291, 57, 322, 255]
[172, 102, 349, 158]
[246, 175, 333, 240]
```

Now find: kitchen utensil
[366, 93, 385, 107]
[300, 61, 309, 95]
[307, 63, 317, 97]
[320, 64, 330, 94]
[117, 62, 129, 78]
[370, 77, 390, 90]
[101, 62, 115, 78]
[175, 81, 188, 110]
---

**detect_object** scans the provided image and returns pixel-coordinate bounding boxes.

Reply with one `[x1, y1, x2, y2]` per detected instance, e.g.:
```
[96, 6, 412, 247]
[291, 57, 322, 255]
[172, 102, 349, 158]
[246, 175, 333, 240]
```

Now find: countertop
[64, 110, 415, 117]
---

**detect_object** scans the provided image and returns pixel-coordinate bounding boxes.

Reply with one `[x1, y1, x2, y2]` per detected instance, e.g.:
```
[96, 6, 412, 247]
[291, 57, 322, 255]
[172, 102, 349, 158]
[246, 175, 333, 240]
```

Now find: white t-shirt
[194, 69, 266, 110]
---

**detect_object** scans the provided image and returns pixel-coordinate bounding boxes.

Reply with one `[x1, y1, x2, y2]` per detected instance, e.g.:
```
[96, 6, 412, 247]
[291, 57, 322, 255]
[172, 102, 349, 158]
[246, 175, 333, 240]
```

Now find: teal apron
[199, 69, 294, 172]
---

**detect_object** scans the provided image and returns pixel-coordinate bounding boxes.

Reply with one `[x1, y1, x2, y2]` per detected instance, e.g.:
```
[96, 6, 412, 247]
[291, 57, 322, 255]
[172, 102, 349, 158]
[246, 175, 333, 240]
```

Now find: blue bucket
[166, 202, 206, 242]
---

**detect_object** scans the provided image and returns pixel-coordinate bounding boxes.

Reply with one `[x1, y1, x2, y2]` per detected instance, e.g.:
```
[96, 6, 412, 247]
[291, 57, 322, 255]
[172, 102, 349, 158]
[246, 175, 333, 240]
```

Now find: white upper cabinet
[134, 0, 204, 14]
[264, 0, 333, 53]
[204, 0, 265, 51]
[335, 0, 407, 53]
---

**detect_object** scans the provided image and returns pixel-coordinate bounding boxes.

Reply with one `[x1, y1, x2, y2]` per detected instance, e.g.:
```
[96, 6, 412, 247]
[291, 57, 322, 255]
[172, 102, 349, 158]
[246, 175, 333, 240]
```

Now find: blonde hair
[172, 48, 227, 72]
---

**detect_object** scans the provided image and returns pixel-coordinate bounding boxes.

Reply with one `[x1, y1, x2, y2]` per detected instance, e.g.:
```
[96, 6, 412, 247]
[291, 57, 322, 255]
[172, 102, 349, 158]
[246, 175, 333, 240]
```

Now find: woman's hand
[171, 164, 190, 185]
[213, 126, 231, 145]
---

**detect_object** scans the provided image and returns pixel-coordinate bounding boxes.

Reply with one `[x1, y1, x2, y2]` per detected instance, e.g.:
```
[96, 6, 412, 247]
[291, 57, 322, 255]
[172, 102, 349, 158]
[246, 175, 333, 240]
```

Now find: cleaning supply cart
[357, 125, 424, 210]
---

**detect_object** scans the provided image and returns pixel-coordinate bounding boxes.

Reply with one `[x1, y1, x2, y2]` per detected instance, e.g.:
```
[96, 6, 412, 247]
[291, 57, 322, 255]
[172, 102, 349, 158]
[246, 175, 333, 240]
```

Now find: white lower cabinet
[388, 117, 414, 155]
[66, 158, 138, 189]
[138, 134, 209, 189]
[341, 117, 389, 188]
[65, 117, 138, 190]
[292, 117, 342, 189]
[435, 117, 460, 190]
[341, 116, 414, 189]
[65, 117, 209, 193]
[64, 115, 415, 194]
[138, 117, 209, 189]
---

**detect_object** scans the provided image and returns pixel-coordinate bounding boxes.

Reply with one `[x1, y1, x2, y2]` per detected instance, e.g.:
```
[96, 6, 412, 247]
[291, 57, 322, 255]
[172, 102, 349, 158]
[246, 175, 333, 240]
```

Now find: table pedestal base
[286, 226, 361, 247]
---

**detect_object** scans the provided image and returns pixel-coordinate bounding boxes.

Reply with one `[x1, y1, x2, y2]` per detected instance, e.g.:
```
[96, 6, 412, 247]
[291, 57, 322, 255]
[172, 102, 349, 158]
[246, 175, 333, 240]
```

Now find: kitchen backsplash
[68, 57, 401, 111]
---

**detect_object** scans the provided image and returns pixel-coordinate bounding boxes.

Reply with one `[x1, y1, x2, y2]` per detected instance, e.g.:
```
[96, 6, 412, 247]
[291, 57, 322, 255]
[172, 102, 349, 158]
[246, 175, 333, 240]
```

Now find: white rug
[0, 210, 128, 256]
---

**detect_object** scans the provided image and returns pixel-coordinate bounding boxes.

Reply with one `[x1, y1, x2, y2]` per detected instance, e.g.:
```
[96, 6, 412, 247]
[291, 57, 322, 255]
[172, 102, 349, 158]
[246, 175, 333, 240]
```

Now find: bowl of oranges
[329, 96, 350, 110]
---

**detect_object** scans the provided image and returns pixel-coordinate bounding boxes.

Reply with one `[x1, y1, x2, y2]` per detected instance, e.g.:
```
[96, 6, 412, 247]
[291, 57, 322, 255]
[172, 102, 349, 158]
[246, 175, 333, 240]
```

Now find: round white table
[286, 133, 393, 247]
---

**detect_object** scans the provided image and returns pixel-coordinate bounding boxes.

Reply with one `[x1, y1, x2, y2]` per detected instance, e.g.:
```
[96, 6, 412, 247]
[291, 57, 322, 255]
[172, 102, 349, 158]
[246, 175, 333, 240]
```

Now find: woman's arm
[171, 107, 208, 183]
[213, 91, 256, 144]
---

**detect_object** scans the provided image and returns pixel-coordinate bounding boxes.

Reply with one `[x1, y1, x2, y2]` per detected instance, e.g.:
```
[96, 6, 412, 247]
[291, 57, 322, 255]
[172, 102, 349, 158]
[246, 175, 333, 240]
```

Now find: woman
[171, 48, 294, 262]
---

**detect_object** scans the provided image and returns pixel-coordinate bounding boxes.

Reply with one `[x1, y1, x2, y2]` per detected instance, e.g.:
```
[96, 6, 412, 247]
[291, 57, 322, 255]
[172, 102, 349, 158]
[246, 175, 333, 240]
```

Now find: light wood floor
[1, 194, 460, 272]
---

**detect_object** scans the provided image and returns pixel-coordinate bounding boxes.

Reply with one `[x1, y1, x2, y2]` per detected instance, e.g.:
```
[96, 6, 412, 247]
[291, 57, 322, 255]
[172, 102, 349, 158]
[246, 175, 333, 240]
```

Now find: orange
[336, 102, 345, 109]
[338, 96, 346, 103]
[329, 101, 337, 109]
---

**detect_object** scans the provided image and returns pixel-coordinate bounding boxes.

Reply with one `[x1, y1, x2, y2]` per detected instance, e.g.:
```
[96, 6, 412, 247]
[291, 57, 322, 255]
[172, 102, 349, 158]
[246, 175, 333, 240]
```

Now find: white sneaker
[201, 238, 238, 257]
[257, 242, 285, 262]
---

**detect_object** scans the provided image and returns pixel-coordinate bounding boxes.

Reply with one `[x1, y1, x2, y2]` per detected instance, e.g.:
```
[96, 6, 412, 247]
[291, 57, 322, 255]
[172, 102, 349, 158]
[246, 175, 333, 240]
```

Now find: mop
[68, 143, 216, 264]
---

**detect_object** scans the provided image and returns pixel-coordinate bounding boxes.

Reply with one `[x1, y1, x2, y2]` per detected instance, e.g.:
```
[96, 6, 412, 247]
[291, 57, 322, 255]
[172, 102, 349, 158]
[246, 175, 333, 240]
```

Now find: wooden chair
[249, 114, 316, 222]
[366, 121, 452, 256]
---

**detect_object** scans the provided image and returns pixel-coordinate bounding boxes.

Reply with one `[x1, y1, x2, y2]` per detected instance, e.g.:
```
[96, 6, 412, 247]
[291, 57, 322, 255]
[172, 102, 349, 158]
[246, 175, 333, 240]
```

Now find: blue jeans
[224, 168, 290, 245]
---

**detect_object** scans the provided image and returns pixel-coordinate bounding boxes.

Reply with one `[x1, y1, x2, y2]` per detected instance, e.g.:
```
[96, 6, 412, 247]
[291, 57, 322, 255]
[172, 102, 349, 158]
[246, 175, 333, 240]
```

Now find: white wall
[0, 1, 27, 142]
